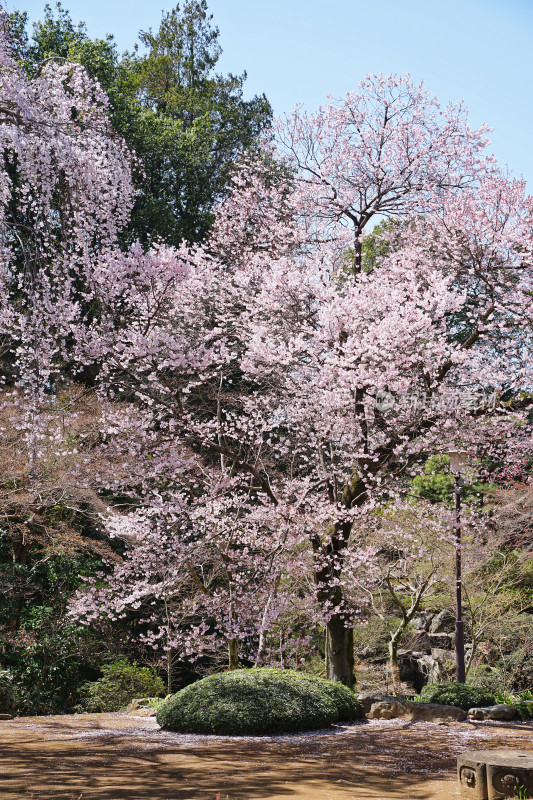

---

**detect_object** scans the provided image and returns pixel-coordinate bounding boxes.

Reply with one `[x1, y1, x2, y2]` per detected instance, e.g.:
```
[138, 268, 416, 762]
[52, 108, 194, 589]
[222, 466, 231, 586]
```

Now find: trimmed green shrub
[156, 668, 363, 735]
[515, 701, 533, 721]
[420, 682, 495, 710]
[81, 659, 165, 712]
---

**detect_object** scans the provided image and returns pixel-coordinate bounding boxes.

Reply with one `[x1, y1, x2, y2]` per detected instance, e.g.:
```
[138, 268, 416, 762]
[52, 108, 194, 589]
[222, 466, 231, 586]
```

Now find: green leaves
[10, 1, 272, 247]
[81, 659, 165, 712]
[419, 681, 495, 710]
[157, 668, 363, 735]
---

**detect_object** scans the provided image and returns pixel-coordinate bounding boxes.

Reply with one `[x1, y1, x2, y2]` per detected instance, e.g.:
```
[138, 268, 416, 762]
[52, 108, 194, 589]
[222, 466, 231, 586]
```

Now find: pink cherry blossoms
[1, 25, 531, 686]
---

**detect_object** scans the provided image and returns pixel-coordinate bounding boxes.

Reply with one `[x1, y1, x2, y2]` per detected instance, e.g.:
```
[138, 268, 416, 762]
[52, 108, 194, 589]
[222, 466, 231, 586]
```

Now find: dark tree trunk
[312, 474, 368, 690]
[228, 638, 239, 670]
[326, 616, 355, 688]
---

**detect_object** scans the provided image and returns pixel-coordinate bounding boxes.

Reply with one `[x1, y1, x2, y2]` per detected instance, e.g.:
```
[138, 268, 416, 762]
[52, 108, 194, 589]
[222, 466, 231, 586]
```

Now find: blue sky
[10, 0, 533, 186]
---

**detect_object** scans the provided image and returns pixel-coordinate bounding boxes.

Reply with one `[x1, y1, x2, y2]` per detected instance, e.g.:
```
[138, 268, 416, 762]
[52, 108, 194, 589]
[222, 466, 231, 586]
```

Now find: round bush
[156, 668, 363, 735]
[420, 682, 495, 711]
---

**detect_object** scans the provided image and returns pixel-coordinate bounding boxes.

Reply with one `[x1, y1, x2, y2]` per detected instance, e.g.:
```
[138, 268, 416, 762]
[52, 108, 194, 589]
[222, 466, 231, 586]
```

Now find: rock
[486, 750, 533, 799]
[372, 699, 469, 723]
[368, 699, 406, 720]
[397, 652, 441, 691]
[468, 705, 518, 722]
[413, 653, 441, 686]
[429, 632, 454, 651]
[404, 701, 467, 722]
[398, 651, 428, 692]
[357, 693, 399, 714]
[0, 713, 13, 720]
[412, 613, 432, 631]
[368, 699, 466, 722]
[431, 646, 455, 662]
[411, 630, 431, 650]
[429, 609, 456, 634]
[457, 751, 489, 799]
[125, 697, 160, 714]
[127, 706, 157, 717]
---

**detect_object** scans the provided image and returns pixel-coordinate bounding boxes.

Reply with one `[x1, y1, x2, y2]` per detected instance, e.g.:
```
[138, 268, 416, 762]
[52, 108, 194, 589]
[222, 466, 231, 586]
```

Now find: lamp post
[448, 450, 469, 684]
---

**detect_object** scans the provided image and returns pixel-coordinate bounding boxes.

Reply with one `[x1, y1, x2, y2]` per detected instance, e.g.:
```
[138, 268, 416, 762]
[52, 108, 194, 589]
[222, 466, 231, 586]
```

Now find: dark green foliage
[0, 490, 166, 717]
[0, 669, 22, 713]
[360, 219, 398, 273]
[157, 668, 363, 735]
[515, 701, 533, 721]
[420, 682, 495, 710]
[81, 659, 165, 712]
[3, 616, 106, 716]
[412, 454, 492, 505]
[12, 1, 272, 247]
[122, 1, 272, 246]
[412, 455, 455, 504]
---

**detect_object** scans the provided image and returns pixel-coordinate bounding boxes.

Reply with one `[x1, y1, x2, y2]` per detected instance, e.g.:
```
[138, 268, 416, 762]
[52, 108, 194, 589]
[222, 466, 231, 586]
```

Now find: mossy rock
[156, 668, 363, 735]
[420, 682, 495, 711]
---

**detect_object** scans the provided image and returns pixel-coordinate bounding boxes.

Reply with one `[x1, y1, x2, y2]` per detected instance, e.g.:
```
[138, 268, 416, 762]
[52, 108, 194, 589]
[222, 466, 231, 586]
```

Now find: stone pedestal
[457, 751, 489, 800]
[458, 750, 533, 799]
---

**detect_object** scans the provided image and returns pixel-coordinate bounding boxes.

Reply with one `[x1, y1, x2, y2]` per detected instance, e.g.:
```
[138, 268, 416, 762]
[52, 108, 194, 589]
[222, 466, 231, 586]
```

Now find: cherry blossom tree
[0, 10, 135, 678]
[70, 480, 316, 684]
[0, 9, 133, 482]
[2, 53, 522, 687]
[70, 130, 533, 687]
[275, 73, 494, 272]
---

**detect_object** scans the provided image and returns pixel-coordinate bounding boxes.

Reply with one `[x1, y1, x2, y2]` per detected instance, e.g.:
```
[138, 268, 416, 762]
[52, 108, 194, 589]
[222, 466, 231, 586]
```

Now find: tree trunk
[167, 649, 173, 695]
[255, 573, 281, 666]
[325, 616, 355, 689]
[228, 638, 239, 670]
[388, 638, 401, 694]
[312, 474, 367, 691]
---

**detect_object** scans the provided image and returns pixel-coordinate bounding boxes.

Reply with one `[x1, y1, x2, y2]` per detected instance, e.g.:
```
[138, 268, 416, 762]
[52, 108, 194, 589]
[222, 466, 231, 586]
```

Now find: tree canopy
[1, 4, 532, 710]
[8, 1, 272, 246]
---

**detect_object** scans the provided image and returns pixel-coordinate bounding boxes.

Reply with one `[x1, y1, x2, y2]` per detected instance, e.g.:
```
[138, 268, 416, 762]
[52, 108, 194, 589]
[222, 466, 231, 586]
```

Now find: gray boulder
[368, 699, 466, 722]
[357, 693, 400, 714]
[430, 646, 454, 662]
[412, 613, 433, 631]
[429, 609, 456, 634]
[127, 706, 157, 717]
[412, 653, 441, 685]
[125, 697, 160, 716]
[405, 701, 466, 722]
[467, 704, 518, 721]
[410, 630, 431, 650]
[368, 699, 406, 720]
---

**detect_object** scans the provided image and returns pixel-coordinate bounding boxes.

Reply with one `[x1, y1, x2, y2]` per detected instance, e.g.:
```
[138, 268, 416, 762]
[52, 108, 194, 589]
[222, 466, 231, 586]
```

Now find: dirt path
[1, 713, 532, 800]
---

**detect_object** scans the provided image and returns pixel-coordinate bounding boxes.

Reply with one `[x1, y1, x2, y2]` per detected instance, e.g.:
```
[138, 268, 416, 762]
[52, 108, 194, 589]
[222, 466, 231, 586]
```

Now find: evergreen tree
[9, 2, 272, 246]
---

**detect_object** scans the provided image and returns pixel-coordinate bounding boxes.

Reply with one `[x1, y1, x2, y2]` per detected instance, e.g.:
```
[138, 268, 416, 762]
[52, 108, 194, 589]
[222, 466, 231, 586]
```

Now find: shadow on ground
[1, 713, 532, 800]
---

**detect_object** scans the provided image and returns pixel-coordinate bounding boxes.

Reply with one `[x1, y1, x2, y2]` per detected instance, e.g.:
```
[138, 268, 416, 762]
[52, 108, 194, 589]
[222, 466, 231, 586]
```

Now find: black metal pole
[455, 475, 466, 683]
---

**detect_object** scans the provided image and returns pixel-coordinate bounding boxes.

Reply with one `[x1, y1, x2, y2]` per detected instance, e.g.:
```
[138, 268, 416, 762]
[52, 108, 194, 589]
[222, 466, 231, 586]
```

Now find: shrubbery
[0, 669, 22, 714]
[515, 701, 533, 721]
[81, 659, 165, 712]
[419, 682, 495, 710]
[156, 668, 363, 735]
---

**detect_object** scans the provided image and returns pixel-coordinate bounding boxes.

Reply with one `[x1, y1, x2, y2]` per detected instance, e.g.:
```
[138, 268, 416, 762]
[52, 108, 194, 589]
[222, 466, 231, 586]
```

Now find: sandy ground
[1, 713, 532, 800]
